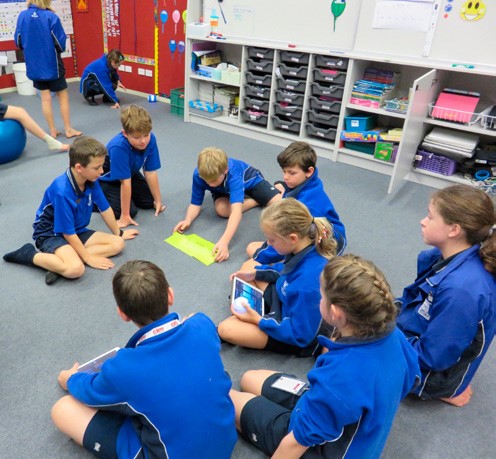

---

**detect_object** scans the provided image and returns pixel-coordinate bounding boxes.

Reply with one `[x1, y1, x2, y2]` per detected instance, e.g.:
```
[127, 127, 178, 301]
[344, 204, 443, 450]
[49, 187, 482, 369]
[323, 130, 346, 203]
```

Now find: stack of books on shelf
[198, 81, 215, 103]
[350, 68, 400, 109]
[214, 86, 240, 117]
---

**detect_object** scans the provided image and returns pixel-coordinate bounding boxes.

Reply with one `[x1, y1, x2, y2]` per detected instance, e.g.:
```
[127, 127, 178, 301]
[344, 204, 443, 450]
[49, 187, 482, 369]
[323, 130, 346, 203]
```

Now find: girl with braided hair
[218, 198, 335, 356]
[229, 254, 420, 459]
[397, 184, 496, 407]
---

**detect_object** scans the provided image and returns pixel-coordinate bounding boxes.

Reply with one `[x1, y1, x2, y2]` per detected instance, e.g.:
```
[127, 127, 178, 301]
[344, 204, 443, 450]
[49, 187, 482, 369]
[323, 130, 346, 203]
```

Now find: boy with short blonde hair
[173, 147, 281, 262]
[99, 105, 166, 228]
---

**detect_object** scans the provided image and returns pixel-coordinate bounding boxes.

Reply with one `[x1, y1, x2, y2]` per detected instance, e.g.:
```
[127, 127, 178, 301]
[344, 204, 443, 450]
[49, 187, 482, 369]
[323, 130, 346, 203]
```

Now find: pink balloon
[172, 10, 180, 34]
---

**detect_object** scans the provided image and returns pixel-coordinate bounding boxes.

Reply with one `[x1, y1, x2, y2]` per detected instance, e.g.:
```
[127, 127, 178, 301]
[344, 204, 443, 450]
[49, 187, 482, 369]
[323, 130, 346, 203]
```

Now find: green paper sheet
[165, 233, 216, 266]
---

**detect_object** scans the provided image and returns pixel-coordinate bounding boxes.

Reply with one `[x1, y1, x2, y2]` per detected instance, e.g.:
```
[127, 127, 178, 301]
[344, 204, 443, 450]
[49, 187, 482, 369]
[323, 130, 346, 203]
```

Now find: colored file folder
[432, 90, 480, 124]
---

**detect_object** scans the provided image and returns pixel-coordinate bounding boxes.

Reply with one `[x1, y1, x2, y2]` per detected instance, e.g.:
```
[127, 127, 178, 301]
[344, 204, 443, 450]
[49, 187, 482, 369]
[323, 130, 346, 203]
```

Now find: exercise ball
[0, 119, 26, 164]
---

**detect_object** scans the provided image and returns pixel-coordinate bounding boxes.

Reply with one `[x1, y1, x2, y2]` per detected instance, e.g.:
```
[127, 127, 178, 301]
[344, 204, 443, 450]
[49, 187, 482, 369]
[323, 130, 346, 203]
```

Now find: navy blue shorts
[0, 103, 7, 119]
[35, 230, 95, 254]
[212, 180, 280, 206]
[33, 75, 68, 92]
[83, 410, 127, 459]
[240, 372, 303, 456]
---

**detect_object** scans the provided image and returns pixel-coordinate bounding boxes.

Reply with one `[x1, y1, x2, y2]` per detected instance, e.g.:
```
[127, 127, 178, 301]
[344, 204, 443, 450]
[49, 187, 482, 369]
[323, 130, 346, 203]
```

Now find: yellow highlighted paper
[165, 233, 216, 266]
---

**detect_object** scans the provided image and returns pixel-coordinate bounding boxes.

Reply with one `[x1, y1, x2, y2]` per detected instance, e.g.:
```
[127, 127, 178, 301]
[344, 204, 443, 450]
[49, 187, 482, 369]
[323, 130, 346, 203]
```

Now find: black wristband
[119, 229, 124, 237]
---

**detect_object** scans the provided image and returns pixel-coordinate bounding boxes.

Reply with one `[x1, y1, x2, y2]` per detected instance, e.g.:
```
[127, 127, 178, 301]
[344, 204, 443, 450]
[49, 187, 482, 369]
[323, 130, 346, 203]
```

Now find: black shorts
[83, 410, 127, 459]
[0, 103, 7, 119]
[212, 180, 280, 206]
[264, 335, 319, 357]
[240, 372, 303, 456]
[35, 230, 95, 253]
[33, 75, 68, 92]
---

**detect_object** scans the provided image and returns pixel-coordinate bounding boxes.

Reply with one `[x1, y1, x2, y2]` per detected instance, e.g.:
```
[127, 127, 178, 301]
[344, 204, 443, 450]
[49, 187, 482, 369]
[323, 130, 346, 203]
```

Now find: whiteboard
[353, 0, 496, 69]
[202, 0, 363, 52]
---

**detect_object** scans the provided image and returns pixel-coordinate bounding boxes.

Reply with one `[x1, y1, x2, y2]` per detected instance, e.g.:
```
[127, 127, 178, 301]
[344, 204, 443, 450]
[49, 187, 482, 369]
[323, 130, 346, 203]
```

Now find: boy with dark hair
[80, 49, 127, 108]
[99, 105, 166, 227]
[3, 136, 138, 285]
[52, 260, 237, 459]
[248, 141, 347, 265]
[173, 146, 281, 262]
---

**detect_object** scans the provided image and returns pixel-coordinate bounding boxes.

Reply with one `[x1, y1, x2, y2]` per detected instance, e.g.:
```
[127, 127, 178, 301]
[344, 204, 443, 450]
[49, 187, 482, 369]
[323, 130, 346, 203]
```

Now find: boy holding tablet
[52, 260, 237, 459]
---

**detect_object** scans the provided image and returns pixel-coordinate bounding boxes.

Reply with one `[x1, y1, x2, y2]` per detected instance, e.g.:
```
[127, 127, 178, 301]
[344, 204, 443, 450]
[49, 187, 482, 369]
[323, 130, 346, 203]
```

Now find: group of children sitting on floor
[3, 102, 496, 458]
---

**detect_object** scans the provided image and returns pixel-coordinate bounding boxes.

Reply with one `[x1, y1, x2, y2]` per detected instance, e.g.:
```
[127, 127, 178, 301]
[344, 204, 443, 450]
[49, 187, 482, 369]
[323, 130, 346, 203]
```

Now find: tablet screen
[231, 277, 265, 316]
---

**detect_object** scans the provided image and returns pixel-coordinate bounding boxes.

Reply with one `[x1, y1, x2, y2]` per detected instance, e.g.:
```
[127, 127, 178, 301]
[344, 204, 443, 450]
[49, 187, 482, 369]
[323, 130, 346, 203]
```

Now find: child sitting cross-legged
[229, 254, 420, 458]
[217, 198, 335, 356]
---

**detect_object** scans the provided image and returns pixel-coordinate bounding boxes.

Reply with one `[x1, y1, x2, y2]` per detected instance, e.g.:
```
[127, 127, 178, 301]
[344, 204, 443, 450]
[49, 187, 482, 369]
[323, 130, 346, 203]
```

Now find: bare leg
[33, 245, 85, 279]
[4, 105, 69, 151]
[84, 232, 125, 258]
[51, 395, 97, 446]
[240, 369, 278, 395]
[229, 389, 257, 431]
[217, 315, 269, 349]
[214, 197, 260, 218]
[40, 89, 58, 137]
[246, 241, 264, 258]
[57, 89, 81, 138]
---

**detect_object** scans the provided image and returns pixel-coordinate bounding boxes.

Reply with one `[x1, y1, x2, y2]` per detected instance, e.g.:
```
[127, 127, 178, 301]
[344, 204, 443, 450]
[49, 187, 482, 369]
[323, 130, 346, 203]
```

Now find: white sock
[43, 134, 64, 151]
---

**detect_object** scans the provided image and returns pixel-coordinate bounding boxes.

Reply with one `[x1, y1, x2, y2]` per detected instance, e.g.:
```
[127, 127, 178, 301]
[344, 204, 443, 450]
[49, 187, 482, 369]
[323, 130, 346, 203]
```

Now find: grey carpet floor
[0, 83, 494, 458]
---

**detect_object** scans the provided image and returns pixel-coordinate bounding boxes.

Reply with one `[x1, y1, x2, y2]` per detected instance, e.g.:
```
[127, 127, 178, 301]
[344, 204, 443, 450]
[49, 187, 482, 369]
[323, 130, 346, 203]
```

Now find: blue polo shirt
[33, 169, 110, 239]
[99, 132, 161, 182]
[191, 157, 264, 205]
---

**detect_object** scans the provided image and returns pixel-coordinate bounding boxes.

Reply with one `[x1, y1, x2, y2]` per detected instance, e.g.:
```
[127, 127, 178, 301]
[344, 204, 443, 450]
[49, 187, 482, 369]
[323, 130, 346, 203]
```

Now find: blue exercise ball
[0, 119, 27, 164]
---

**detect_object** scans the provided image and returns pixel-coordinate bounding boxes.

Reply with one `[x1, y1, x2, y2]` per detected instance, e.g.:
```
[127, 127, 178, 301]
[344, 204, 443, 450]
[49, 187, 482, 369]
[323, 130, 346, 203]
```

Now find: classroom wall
[0, 0, 187, 97]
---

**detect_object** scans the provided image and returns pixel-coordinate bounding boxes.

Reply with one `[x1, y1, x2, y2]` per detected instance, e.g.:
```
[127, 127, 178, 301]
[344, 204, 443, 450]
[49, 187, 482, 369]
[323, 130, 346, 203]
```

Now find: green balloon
[331, 0, 346, 32]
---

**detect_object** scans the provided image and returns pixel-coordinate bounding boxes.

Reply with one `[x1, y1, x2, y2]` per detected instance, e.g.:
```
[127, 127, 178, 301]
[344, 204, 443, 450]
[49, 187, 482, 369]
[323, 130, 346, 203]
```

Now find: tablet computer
[78, 347, 120, 374]
[231, 276, 265, 316]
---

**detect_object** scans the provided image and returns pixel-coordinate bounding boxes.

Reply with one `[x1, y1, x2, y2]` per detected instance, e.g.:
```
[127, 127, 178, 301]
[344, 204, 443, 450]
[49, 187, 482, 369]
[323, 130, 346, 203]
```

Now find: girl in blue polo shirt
[229, 254, 420, 459]
[218, 198, 336, 356]
[397, 184, 496, 407]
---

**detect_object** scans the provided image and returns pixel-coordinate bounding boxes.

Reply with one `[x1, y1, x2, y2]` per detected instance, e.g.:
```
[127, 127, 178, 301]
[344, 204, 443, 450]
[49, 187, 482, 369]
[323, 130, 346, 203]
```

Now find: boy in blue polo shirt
[3, 136, 138, 285]
[173, 146, 281, 262]
[247, 141, 347, 266]
[52, 260, 237, 459]
[99, 105, 166, 228]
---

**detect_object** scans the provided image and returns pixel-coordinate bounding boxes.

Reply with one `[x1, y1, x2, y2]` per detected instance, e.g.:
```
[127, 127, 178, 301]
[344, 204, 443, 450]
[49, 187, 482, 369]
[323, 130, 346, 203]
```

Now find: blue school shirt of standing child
[255, 245, 328, 348]
[67, 312, 237, 459]
[254, 167, 346, 264]
[190, 157, 264, 205]
[15, 4, 66, 81]
[99, 132, 161, 182]
[32, 169, 110, 239]
[396, 245, 496, 399]
[288, 327, 420, 458]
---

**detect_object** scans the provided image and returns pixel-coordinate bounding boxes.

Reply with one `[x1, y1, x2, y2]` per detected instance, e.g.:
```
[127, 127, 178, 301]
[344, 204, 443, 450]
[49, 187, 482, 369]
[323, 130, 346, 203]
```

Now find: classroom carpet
[0, 83, 494, 458]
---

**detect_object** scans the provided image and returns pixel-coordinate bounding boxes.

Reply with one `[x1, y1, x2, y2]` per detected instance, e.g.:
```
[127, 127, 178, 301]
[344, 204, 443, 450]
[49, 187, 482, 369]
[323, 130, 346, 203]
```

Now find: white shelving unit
[184, 3, 496, 193]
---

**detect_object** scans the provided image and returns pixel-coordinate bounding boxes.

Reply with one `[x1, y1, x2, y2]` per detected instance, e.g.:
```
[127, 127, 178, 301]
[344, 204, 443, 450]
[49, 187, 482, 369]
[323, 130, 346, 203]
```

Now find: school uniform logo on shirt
[417, 293, 433, 320]
[281, 280, 288, 296]
[88, 194, 92, 206]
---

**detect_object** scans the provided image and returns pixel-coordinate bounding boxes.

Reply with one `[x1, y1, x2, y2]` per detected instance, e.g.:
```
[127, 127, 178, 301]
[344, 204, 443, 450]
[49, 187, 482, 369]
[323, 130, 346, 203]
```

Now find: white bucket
[12, 62, 36, 96]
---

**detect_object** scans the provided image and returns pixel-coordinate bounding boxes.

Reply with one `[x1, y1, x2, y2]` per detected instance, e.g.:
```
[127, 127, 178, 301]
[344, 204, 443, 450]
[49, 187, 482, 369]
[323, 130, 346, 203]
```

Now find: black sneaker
[45, 271, 61, 286]
[84, 95, 97, 106]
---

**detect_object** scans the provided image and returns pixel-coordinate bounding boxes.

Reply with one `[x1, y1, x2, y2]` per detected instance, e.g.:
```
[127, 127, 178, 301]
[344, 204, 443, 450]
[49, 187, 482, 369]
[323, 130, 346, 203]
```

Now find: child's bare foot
[66, 129, 82, 138]
[60, 144, 70, 152]
[439, 385, 473, 407]
[50, 130, 62, 138]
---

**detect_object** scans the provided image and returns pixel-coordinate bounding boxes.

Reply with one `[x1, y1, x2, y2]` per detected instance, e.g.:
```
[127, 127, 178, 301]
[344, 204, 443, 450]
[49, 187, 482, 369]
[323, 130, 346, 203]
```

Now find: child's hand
[213, 241, 229, 262]
[229, 270, 256, 282]
[117, 216, 138, 228]
[85, 255, 115, 270]
[58, 362, 79, 391]
[111, 103, 120, 109]
[154, 201, 166, 216]
[122, 229, 139, 240]
[231, 302, 262, 325]
[173, 219, 191, 233]
[117, 81, 127, 91]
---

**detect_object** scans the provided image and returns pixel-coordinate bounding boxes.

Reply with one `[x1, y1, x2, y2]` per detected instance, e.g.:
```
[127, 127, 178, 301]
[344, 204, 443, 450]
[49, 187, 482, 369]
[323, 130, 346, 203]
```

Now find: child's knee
[246, 242, 260, 258]
[217, 318, 235, 341]
[111, 235, 126, 255]
[51, 395, 73, 426]
[64, 261, 85, 279]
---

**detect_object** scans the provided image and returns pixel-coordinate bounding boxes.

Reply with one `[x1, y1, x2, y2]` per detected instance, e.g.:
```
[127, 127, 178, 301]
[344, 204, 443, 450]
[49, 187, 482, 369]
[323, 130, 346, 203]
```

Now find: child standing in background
[80, 49, 127, 108]
[99, 105, 166, 227]
[397, 184, 496, 406]
[230, 254, 420, 458]
[173, 147, 281, 262]
[15, 0, 81, 139]
[218, 198, 335, 356]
